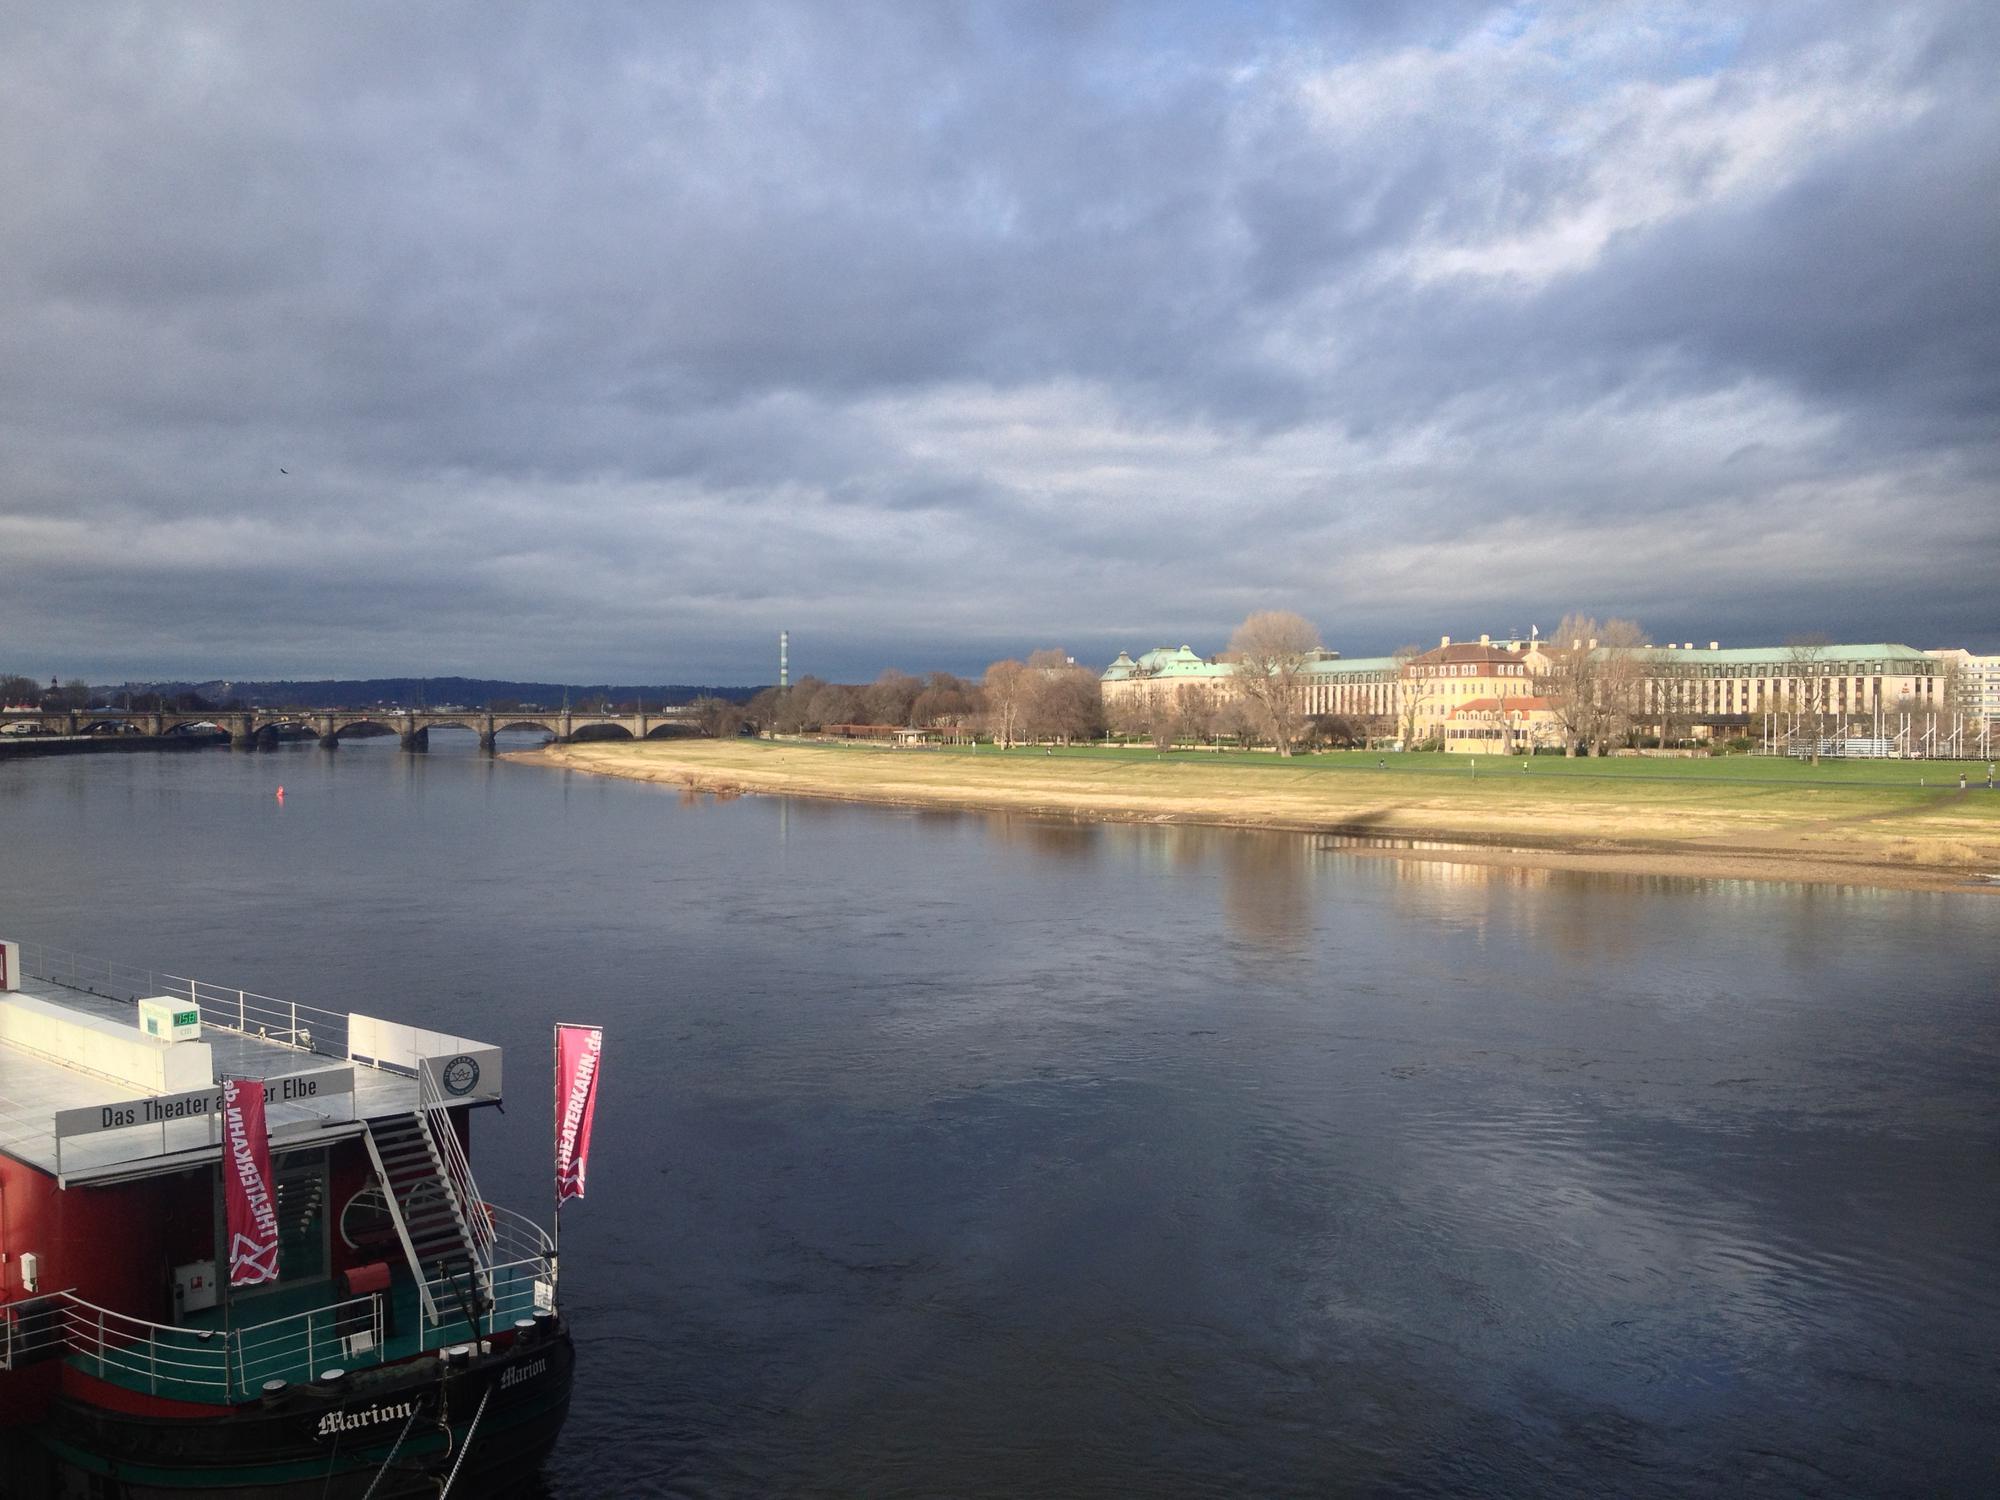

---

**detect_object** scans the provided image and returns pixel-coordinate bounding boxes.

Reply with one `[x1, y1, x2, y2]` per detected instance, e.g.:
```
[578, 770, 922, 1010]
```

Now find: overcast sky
[2, 2, 1994, 686]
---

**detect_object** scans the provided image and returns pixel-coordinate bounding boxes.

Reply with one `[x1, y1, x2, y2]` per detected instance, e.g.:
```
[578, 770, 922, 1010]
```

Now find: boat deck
[0, 973, 481, 1183]
[64, 1259, 547, 1404]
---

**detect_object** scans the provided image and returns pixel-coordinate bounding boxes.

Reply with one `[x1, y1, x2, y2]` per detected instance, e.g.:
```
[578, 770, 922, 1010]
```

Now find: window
[233, 1148, 331, 1292]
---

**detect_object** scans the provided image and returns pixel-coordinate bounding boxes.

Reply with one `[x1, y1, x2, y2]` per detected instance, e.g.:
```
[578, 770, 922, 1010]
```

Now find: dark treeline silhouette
[743, 653, 1103, 745]
[2, 675, 756, 712]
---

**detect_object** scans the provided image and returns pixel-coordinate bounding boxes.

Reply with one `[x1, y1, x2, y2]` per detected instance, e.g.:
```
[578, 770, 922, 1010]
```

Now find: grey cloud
[0, 2, 1994, 684]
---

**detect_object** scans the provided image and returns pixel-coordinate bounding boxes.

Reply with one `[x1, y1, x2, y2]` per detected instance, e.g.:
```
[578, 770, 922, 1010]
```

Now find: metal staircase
[362, 1110, 488, 1328]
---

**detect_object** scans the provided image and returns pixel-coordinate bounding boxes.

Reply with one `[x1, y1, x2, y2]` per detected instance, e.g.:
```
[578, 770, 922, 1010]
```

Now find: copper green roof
[1102, 640, 1943, 685]
[1603, 643, 1935, 668]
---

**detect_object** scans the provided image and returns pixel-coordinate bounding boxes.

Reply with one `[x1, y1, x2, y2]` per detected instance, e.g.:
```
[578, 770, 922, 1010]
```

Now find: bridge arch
[493, 720, 559, 737]
[328, 717, 403, 740]
[77, 715, 146, 736]
[567, 721, 635, 741]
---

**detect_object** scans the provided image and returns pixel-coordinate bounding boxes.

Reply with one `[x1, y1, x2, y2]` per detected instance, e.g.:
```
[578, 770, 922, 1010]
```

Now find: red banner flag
[221, 1078, 280, 1286]
[554, 1024, 603, 1204]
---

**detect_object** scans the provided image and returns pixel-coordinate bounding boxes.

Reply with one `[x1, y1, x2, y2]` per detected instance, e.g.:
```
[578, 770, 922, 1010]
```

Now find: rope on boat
[358, 1401, 426, 1500]
[436, 1383, 493, 1499]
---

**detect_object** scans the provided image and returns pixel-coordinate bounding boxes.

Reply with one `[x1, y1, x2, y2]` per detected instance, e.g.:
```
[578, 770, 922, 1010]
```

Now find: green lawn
[944, 742, 1999, 792]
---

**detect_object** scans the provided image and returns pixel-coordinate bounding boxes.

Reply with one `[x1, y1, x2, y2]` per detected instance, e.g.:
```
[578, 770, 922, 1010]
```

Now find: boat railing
[5, 1291, 235, 1398]
[230, 1292, 386, 1396]
[173, 973, 347, 1057]
[415, 1208, 558, 1350]
[17, 939, 350, 1058]
[8, 1214, 556, 1394]
[485, 1202, 557, 1261]
[5, 1288, 391, 1399]
[0, 1294, 75, 1373]
[419, 1062, 497, 1259]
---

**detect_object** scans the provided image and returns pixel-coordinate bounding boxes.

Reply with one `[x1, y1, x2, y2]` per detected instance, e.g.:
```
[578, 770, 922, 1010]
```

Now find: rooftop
[0, 942, 497, 1186]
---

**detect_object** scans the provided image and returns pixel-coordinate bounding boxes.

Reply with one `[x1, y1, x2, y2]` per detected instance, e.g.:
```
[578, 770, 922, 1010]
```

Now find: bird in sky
[279, 468, 289, 475]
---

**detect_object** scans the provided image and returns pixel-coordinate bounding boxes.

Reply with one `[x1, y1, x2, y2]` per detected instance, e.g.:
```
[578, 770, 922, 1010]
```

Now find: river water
[2, 737, 1996, 1497]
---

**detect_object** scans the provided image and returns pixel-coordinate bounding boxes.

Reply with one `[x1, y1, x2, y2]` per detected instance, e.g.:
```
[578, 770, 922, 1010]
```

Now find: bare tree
[982, 659, 1029, 747]
[1646, 646, 1692, 748]
[1108, 683, 1181, 749]
[1392, 644, 1435, 748]
[1935, 656, 1972, 756]
[1305, 712, 1366, 750]
[42, 677, 91, 712]
[689, 695, 747, 738]
[1594, 618, 1650, 753]
[1022, 650, 1104, 743]
[1534, 613, 1606, 756]
[805, 682, 864, 729]
[1215, 693, 1263, 748]
[1785, 634, 1832, 765]
[1106, 685, 1153, 743]
[765, 675, 825, 734]
[1180, 683, 1219, 747]
[1226, 611, 1321, 756]
[912, 673, 980, 738]
[862, 670, 923, 726]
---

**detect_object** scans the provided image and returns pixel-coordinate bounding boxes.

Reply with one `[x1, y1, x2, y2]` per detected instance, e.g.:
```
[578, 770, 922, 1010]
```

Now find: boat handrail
[418, 1062, 496, 1260]
[18, 939, 350, 1059]
[169, 972, 346, 1056]
[6, 1286, 400, 1397]
[231, 1291, 385, 1393]
[415, 1247, 557, 1350]
[7, 1290, 234, 1397]
[483, 1202, 556, 1260]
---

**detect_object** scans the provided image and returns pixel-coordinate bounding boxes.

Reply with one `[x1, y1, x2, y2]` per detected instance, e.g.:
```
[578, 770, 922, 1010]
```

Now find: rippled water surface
[3, 739, 1998, 1497]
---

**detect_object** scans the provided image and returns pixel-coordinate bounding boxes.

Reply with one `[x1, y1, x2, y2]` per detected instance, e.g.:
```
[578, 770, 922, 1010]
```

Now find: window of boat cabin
[274, 1149, 330, 1283]
[211, 1146, 331, 1298]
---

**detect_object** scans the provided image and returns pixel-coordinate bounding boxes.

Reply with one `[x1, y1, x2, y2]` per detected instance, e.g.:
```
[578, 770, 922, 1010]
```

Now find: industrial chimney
[780, 630, 790, 689]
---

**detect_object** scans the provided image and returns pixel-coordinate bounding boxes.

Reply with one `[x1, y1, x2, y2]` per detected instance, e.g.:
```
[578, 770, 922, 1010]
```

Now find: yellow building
[1442, 696, 1561, 753]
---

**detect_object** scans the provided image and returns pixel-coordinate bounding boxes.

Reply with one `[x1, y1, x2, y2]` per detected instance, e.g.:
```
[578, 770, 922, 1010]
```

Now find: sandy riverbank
[505, 740, 2000, 893]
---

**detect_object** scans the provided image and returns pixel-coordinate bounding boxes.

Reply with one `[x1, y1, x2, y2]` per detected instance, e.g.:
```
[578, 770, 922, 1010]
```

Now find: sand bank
[505, 740, 2000, 894]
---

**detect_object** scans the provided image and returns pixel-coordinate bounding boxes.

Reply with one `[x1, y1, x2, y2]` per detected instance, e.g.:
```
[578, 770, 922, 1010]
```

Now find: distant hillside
[95, 677, 760, 709]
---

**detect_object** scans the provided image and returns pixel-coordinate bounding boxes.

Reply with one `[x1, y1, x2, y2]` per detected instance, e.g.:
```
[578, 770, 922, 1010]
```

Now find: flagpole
[551, 1022, 561, 1267]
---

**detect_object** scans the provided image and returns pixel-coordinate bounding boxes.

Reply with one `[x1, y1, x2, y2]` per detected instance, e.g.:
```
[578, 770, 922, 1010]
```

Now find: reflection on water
[3, 743, 1998, 1498]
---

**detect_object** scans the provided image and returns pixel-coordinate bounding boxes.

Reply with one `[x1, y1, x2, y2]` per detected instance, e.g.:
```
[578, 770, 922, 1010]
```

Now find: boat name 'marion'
[316, 1400, 416, 1440]
[500, 1357, 548, 1390]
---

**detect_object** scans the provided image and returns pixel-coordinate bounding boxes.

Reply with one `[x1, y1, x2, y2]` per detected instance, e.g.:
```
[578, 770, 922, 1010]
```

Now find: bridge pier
[400, 727, 429, 753]
[319, 733, 340, 750]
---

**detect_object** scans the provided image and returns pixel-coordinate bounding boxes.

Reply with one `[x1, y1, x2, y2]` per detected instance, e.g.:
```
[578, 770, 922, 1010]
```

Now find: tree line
[1, 675, 238, 714]
[739, 651, 1104, 744]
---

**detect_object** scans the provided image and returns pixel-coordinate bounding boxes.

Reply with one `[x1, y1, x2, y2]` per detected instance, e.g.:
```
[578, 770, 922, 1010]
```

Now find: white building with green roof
[1102, 634, 1980, 754]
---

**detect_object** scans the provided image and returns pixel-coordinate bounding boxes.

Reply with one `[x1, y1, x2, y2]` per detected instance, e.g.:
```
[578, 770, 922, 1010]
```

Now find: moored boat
[0, 937, 581, 1497]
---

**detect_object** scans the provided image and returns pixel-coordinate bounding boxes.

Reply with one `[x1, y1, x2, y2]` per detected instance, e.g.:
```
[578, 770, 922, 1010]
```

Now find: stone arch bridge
[7, 706, 701, 752]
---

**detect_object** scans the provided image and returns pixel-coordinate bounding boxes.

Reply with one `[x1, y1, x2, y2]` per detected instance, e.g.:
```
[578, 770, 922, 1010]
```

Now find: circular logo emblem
[441, 1055, 480, 1097]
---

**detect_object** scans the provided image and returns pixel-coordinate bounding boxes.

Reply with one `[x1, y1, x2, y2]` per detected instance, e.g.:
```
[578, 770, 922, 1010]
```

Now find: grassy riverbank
[508, 739, 2000, 892]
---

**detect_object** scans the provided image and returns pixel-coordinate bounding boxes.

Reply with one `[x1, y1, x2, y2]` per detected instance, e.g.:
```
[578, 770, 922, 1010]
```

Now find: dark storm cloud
[0, 1, 1993, 684]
